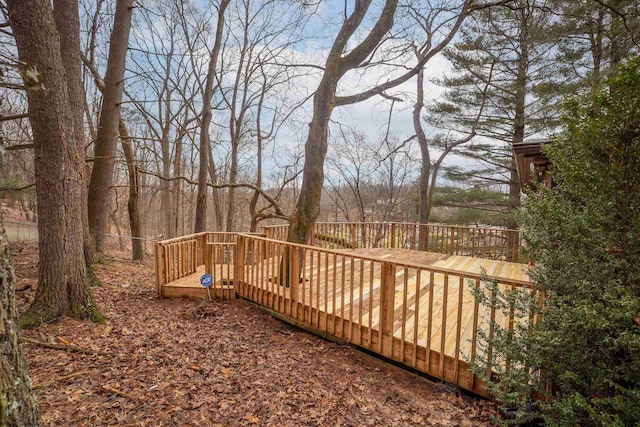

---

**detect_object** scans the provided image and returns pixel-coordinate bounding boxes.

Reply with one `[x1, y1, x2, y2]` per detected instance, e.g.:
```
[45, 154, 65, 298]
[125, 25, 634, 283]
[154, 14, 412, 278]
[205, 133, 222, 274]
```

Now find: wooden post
[192, 240, 197, 272]
[410, 223, 416, 250]
[449, 227, 456, 255]
[154, 242, 164, 297]
[390, 223, 396, 248]
[288, 246, 300, 318]
[205, 242, 212, 276]
[350, 224, 357, 249]
[380, 261, 396, 358]
[235, 235, 245, 297]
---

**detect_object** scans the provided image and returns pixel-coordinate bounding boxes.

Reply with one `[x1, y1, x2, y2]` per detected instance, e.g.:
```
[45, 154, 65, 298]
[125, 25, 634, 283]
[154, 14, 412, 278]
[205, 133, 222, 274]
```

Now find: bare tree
[8, 0, 103, 327]
[53, 0, 104, 282]
[326, 128, 377, 223]
[87, 0, 134, 256]
[194, 0, 229, 233]
[287, 0, 473, 244]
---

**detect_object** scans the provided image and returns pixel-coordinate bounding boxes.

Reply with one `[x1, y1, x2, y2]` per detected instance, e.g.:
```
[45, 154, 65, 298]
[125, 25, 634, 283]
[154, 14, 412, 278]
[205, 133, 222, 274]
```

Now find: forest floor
[12, 241, 499, 426]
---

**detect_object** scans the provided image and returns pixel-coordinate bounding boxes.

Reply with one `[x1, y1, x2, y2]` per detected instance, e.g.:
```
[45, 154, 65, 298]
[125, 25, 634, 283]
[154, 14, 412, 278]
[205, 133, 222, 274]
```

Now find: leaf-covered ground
[12, 241, 498, 426]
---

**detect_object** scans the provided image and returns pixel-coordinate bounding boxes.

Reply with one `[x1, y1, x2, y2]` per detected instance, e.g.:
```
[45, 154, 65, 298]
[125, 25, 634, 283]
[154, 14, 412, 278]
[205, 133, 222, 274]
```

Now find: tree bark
[173, 129, 183, 237]
[119, 121, 143, 261]
[0, 211, 40, 427]
[82, 46, 143, 261]
[52, 0, 102, 286]
[208, 149, 225, 230]
[87, 0, 133, 255]
[414, 67, 432, 250]
[8, 0, 103, 328]
[506, 2, 528, 261]
[195, 0, 230, 233]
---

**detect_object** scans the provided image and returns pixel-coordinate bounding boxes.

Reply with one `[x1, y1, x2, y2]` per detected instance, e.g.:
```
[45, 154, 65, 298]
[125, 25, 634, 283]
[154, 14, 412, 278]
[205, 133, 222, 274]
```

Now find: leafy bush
[473, 58, 640, 426]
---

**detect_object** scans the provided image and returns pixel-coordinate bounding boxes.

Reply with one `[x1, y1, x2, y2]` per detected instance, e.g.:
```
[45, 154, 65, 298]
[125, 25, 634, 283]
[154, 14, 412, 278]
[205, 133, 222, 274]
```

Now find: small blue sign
[200, 274, 213, 288]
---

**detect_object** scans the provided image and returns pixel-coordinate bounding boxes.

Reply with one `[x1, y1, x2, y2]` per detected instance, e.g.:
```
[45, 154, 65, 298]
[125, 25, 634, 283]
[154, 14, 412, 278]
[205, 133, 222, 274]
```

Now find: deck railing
[154, 225, 533, 397]
[263, 222, 525, 263]
[234, 233, 534, 397]
[154, 232, 261, 297]
[154, 233, 206, 295]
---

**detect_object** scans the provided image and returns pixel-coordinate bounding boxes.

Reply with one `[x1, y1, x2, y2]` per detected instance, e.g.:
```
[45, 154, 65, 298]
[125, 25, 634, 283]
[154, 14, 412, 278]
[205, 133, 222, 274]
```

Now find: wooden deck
[160, 264, 236, 299]
[155, 229, 533, 397]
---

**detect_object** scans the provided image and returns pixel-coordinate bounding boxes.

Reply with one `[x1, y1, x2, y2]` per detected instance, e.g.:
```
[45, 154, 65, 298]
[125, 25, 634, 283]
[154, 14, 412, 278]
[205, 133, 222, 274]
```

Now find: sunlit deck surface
[162, 247, 530, 363]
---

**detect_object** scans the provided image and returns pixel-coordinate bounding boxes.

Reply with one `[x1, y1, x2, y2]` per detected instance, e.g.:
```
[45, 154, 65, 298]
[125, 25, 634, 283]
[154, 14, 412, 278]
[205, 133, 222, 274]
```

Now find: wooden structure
[154, 222, 534, 398]
[513, 140, 552, 189]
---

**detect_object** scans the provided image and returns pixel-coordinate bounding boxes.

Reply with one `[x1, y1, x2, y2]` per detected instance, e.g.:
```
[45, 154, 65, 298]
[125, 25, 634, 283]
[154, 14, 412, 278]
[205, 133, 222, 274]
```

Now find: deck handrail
[154, 229, 534, 397]
[153, 231, 266, 294]
[233, 233, 535, 397]
[239, 233, 532, 288]
[262, 222, 525, 263]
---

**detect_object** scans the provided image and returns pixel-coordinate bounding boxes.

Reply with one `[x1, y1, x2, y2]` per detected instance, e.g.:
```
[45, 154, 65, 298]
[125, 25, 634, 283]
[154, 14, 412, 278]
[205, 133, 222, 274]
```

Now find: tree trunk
[248, 105, 264, 233]
[208, 150, 225, 230]
[226, 143, 239, 232]
[119, 121, 143, 261]
[52, 0, 102, 286]
[173, 133, 183, 237]
[287, 75, 336, 244]
[8, 0, 103, 328]
[414, 67, 431, 250]
[287, 0, 398, 244]
[160, 130, 173, 239]
[195, 0, 229, 233]
[506, 3, 527, 261]
[87, 0, 133, 255]
[0, 210, 40, 427]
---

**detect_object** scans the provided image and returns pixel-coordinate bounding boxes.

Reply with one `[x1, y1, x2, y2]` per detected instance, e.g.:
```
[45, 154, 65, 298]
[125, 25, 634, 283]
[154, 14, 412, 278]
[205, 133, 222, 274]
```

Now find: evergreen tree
[552, 0, 640, 92]
[429, 0, 559, 228]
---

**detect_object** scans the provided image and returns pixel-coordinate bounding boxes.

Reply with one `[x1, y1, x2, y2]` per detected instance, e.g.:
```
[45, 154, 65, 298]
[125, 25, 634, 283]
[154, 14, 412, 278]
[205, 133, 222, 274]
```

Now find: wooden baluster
[450, 227, 455, 255]
[440, 274, 449, 379]
[470, 278, 480, 392]
[324, 251, 329, 332]
[309, 249, 314, 325]
[317, 250, 322, 328]
[289, 246, 300, 318]
[350, 224, 357, 249]
[506, 282, 516, 374]
[454, 276, 464, 383]
[426, 271, 435, 372]
[486, 285, 498, 381]
[368, 261, 374, 348]
[400, 266, 409, 362]
[380, 261, 396, 358]
[390, 223, 396, 249]
[235, 235, 245, 299]
[204, 242, 211, 276]
[154, 242, 163, 296]
[340, 254, 346, 338]
[359, 258, 365, 345]
[412, 269, 422, 368]
[349, 255, 355, 341]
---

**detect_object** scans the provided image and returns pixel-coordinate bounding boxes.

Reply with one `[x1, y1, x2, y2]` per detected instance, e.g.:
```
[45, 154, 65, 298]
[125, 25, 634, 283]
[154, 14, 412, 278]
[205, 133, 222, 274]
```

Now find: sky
[246, 0, 474, 185]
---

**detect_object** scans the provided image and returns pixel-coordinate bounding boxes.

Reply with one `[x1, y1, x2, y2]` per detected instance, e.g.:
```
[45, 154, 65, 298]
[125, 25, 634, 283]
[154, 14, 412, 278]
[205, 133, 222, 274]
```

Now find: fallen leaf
[244, 413, 259, 424]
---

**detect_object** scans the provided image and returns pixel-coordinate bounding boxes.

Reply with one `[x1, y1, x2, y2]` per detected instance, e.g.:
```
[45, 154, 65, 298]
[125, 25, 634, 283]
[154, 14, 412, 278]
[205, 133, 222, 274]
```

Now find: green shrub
[473, 58, 640, 426]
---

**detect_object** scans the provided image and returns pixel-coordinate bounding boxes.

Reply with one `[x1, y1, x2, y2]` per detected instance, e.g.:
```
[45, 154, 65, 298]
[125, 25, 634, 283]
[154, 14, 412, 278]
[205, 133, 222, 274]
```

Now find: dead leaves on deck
[13, 242, 498, 426]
